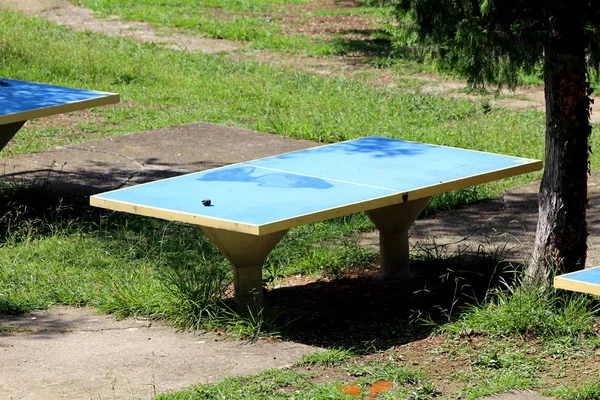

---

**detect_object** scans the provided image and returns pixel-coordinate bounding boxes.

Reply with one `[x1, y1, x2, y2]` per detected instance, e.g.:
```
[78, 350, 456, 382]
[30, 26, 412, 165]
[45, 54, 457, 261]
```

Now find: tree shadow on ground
[326, 27, 431, 67]
[329, 29, 393, 57]
[0, 183, 98, 241]
[262, 254, 521, 354]
[0, 159, 194, 240]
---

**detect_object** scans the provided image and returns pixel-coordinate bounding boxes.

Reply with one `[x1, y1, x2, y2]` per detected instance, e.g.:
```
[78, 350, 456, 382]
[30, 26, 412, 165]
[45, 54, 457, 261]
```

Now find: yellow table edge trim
[258, 158, 542, 234]
[90, 195, 262, 235]
[554, 266, 600, 296]
[0, 93, 120, 125]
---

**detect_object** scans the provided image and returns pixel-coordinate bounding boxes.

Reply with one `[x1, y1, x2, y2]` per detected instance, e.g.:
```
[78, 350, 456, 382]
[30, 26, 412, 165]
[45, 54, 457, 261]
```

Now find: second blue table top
[0, 78, 119, 125]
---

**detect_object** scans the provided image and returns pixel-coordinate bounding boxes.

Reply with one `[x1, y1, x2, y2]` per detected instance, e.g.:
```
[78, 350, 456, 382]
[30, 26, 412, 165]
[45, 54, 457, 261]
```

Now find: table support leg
[200, 227, 288, 308]
[0, 121, 25, 152]
[365, 196, 431, 278]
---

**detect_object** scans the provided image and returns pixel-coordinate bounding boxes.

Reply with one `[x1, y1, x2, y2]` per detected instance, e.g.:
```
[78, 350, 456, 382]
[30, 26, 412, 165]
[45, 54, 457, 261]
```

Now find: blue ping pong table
[91, 136, 543, 306]
[0, 78, 119, 153]
[554, 267, 600, 296]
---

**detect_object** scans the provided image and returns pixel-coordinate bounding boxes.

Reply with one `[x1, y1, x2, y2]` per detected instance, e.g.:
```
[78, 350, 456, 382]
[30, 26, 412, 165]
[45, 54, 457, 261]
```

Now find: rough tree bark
[528, 2, 593, 284]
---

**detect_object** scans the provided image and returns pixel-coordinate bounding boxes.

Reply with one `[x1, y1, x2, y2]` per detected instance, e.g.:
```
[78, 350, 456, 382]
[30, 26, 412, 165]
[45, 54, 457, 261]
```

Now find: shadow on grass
[329, 29, 393, 57]
[0, 183, 96, 240]
[260, 254, 522, 354]
[0, 183, 524, 352]
[0, 162, 182, 237]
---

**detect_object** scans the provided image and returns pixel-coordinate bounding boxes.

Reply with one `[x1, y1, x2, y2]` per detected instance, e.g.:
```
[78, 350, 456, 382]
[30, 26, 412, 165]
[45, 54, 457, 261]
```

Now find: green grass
[150, 316, 600, 399]
[0, 6, 597, 325]
[74, 0, 308, 14]
[2, 187, 597, 398]
[0, 185, 376, 320]
[431, 331, 600, 399]
[443, 283, 599, 339]
[555, 381, 600, 399]
[0, 326, 31, 333]
[297, 348, 355, 367]
[457, 347, 545, 398]
[154, 359, 435, 399]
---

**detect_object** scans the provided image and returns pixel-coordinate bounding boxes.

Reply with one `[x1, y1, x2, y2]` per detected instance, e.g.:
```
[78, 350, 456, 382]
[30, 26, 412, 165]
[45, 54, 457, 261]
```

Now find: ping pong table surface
[0, 78, 119, 154]
[554, 266, 600, 296]
[91, 136, 542, 235]
[0, 78, 119, 124]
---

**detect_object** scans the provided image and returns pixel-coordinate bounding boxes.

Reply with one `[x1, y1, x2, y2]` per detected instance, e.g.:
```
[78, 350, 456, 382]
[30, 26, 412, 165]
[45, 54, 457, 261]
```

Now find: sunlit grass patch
[154, 358, 437, 399]
[443, 283, 599, 340]
[554, 380, 600, 400]
[296, 348, 355, 367]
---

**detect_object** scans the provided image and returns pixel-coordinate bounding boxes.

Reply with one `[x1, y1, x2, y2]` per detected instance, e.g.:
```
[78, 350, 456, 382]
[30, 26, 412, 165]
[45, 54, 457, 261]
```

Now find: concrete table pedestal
[201, 227, 288, 307]
[366, 196, 431, 279]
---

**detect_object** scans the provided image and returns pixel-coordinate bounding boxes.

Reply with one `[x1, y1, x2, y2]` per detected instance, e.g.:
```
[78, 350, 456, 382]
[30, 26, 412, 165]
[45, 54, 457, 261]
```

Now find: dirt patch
[276, 0, 383, 39]
[264, 259, 595, 399]
[0, 0, 245, 53]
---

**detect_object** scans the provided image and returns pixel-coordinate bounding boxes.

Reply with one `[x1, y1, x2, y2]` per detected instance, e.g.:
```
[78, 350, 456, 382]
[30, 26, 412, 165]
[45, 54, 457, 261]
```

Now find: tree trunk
[528, 4, 593, 284]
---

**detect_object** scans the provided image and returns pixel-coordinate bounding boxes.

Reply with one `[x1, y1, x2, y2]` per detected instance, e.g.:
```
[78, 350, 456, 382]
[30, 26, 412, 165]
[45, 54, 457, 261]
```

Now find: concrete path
[0, 306, 316, 400]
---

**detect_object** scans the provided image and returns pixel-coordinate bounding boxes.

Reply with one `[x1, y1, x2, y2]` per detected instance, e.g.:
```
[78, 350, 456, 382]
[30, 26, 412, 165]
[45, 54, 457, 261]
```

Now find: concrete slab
[0, 306, 317, 399]
[0, 121, 317, 195]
